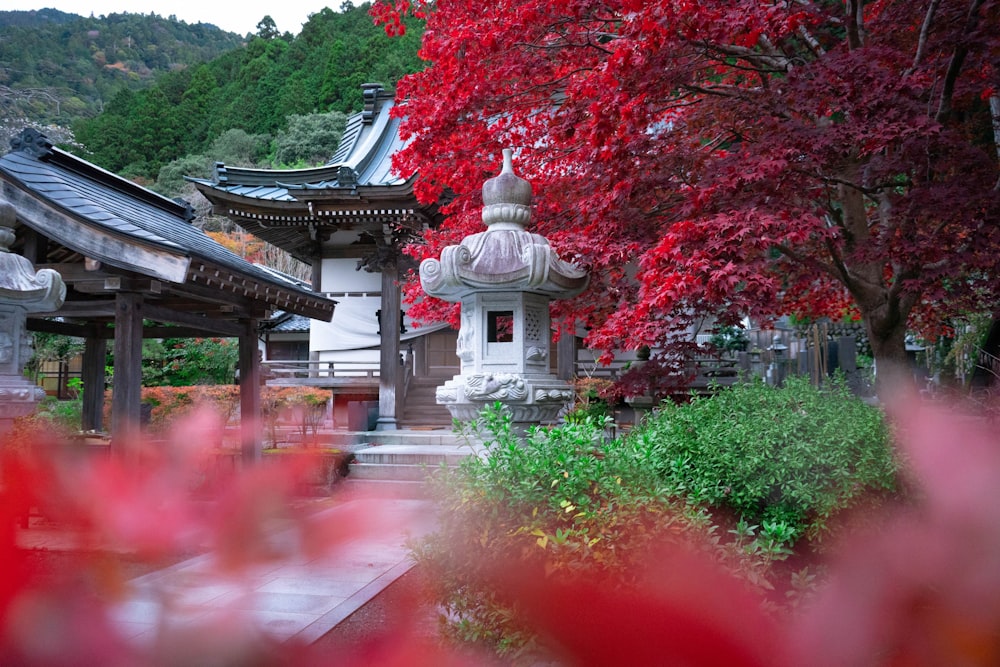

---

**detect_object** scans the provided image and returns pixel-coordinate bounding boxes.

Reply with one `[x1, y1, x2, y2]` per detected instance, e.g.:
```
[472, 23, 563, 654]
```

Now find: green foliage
[564, 376, 614, 423]
[417, 385, 899, 659]
[72, 3, 425, 179]
[0, 9, 244, 139]
[155, 153, 214, 196]
[138, 337, 238, 387]
[155, 128, 271, 197]
[32, 394, 83, 433]
[25, 333, 86, 384]
[708, 324, 750, 353]
[208, 128, 271, 166]
[630, 376, 898, 540]
[272, 111, 348, 166]
[416, 405, 776, 660]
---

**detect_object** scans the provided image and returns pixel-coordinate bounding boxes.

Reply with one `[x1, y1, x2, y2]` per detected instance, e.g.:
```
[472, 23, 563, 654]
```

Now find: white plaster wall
[320, 258, 382, 294]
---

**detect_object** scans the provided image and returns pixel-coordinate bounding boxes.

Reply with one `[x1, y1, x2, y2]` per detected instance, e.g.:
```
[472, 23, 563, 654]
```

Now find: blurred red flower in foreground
[3, 396, 1000, 665]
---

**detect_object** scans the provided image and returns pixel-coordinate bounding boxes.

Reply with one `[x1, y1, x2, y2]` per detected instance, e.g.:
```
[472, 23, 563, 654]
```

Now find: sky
[4, 1, 334, 36]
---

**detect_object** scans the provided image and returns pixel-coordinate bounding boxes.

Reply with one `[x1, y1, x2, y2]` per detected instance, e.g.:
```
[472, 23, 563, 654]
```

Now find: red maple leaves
[374, 0, 1000, 387]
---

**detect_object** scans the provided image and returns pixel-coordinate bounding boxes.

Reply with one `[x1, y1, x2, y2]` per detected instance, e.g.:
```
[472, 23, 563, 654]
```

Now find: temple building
[0, 128, 336, 458]
[189, 84, 456, 430]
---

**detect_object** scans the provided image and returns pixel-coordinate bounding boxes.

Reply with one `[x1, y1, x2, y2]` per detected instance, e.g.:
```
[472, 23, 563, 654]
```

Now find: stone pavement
[17, 490, 436, 648]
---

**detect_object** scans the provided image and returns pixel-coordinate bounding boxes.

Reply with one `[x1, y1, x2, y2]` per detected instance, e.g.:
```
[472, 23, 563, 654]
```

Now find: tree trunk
[863, 308, 914, 399]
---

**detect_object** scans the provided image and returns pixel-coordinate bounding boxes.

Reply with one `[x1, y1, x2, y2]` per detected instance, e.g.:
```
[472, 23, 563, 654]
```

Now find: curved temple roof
[187, 84, 439, 259]
[0, 128, 335, 322]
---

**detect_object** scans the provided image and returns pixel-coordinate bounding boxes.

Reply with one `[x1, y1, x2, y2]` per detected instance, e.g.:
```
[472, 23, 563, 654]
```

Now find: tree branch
[935, 0, 986, 123]
[991, 95, 1000, 190]
[695, 41, 795, 73]
[910, 0, 942, 73]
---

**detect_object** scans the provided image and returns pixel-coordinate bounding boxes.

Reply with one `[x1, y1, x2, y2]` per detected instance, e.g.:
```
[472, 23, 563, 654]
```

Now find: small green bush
[416, 382, 898, 661]
[630, 375, 898, 541]
[415, 405, 773, 661]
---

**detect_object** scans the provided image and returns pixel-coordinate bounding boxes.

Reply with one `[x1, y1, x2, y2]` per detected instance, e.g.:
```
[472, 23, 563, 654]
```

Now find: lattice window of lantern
[525, 309, 542, 341]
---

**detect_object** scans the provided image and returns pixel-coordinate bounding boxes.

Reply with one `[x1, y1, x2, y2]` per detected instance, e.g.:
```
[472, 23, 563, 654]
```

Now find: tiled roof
[187, 84, 410, 202]
[0, 128, 335, 319]
[262, 311, 311, 333]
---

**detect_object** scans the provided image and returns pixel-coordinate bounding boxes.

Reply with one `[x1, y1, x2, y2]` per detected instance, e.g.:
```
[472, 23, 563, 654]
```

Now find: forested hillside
[0, 8, 246, 143]
[73, 4, 424, 179]
[2, 3, 423, 280]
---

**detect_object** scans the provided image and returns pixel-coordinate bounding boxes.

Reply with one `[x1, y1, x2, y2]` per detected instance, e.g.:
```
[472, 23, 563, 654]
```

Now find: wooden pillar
[239, 318, 262, 464]
[82, 334, 106, 432]
[311, 259, 323, 292]
[557, 329, 577, 381]
[21, 228, 48, 264]
[111, 292, 143, 460]
[376, 263, 400, 430]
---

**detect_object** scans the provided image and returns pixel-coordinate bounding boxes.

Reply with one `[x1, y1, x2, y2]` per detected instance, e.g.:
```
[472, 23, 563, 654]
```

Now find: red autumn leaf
[374, 0, 1000, 394]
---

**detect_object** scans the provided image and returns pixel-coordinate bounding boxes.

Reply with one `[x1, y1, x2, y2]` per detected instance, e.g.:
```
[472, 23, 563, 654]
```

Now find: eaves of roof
[0, 128, 336, 321]
[187, 85, 412, 206]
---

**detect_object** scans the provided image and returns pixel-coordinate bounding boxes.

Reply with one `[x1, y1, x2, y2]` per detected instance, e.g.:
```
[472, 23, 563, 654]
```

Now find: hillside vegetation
[2, 4, 423, 182]
[73, 4, 424, 179]
[0, 8, 246, 143]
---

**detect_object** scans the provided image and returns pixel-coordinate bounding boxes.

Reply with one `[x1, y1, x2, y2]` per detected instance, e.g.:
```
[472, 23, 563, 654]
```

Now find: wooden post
[376, 262, 400, 430]
[311, 259, 323, 293]
[557, 329, 577, 381]
[239, 318, 262, 464]
[111, 292, 143, 460]
[82, 333, 106, 432]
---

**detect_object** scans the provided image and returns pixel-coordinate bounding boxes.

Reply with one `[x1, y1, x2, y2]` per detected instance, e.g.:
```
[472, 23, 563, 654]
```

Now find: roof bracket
[11, 128, 53, 159]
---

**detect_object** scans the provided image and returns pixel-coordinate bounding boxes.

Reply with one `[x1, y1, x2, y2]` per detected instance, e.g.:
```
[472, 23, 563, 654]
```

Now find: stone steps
[351, 444, 474, 470]
[400, 377, 452, 428]
[343, 432, 481, 496]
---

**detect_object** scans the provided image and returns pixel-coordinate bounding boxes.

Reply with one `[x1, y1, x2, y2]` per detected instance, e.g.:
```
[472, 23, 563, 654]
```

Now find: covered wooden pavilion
[0, 128, 336, 460]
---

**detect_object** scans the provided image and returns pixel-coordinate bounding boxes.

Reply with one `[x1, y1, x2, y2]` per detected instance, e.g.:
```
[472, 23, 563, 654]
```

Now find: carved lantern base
[435, 372, 575, 427]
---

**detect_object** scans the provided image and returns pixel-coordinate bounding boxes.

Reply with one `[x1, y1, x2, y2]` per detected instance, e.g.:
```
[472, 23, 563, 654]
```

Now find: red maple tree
[373, 0, 1000, 391]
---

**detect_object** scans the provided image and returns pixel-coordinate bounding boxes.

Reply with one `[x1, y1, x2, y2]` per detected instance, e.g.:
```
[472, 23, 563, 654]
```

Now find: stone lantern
[0, 201, 66, 437]
[420, 149, 588, 428]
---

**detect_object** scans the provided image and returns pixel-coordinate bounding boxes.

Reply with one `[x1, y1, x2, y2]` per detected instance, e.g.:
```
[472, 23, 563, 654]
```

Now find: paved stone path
[18, 493, 435, 648]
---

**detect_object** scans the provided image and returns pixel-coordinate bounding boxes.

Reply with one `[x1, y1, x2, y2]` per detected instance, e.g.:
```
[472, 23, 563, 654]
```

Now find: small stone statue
[0, 199, 66, 434]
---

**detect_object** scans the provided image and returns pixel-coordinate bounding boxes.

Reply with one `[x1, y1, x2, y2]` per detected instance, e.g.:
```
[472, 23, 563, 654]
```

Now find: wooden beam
[20, 227, 48, 264]
[26, 317, 110, 338]
[25, 317, 237, 341]
[160, 278, 256, 313]
[142, 325, 239, 340]
[39, 300, 117, 319]
[36, 262, 113, 282]
[141, 303, 243, 337]
[72, 277, 164, 295]
[2, 183, 191, 282]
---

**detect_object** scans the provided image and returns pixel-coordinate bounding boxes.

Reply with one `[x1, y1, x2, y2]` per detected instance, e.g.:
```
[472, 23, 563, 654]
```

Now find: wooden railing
[262, 360, 380, 381]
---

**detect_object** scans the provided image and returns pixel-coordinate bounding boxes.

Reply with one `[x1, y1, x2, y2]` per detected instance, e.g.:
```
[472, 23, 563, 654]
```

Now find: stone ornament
[419, 148, 588, 301]
[464, 373, 528, 401]
[0, 199, 67, 430]
[0, 202, 65, 312]
[420, 150, 588, 430]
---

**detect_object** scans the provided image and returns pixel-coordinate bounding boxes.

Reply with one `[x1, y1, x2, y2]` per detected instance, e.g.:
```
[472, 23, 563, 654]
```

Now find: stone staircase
[399, 376, 454, 429]
[343, 429, 482, 498]
[337, 376, 481, 498]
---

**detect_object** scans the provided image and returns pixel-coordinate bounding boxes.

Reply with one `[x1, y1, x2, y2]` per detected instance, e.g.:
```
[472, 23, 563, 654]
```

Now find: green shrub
[30, 395, 83, 434]
[415, 405, 771, 661]
[630, 375, 898, 542]
[417, 384, 898, 660]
